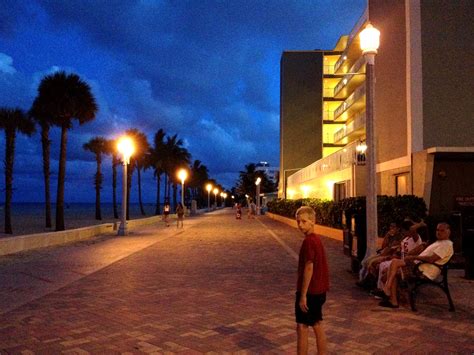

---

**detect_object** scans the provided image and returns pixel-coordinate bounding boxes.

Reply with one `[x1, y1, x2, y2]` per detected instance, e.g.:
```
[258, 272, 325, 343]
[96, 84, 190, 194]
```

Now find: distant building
[255, 161, 279, 185]
[279, 0, 474, 216]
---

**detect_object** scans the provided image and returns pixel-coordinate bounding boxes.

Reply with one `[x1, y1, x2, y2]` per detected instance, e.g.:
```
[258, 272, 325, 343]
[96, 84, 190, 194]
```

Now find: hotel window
[334, 181, 347, 202]
[395, 173, 409, 195]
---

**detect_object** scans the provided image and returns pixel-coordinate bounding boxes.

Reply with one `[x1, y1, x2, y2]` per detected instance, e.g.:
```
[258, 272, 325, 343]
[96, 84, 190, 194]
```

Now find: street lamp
[206, 183, 213, 211]
[177, 168, 188, 207]
[360, 23, 380, 260]
[117, 136, 134, 236]
[213, 188, 219, 209]
[255, 177, 262, 215]
[223, 192, 228, 207]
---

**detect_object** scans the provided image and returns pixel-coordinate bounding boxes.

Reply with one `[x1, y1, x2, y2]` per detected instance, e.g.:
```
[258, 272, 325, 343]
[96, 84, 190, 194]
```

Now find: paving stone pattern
[0, 209, 473, 354]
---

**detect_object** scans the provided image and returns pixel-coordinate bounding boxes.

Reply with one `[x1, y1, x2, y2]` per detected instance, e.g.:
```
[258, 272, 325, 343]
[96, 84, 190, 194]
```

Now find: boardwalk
[0, 209, 473, 354]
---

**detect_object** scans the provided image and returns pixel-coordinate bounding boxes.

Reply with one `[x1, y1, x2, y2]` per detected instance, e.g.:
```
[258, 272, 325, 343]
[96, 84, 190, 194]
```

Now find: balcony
[333, 56, 366, 98]
[287, 140, 360, 186]
[333, 111, 366, 143]
[334, 82, 366, 120]
[323, 65, 335, 75]
[334, 9, 367, 73]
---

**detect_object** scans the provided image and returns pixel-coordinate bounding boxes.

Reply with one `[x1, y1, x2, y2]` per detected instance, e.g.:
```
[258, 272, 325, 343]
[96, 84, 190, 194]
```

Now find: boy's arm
[299, 261, 313, 313]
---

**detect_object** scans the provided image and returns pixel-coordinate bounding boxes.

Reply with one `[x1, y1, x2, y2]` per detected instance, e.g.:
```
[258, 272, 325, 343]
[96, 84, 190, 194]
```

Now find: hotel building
[279, 0, 474, 216]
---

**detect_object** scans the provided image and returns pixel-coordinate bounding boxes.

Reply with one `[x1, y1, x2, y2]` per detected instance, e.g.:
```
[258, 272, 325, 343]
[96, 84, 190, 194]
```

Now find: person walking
[163, 200, 171, 227]
[176, 203, 184, 229]
[295, 206, 330, 354]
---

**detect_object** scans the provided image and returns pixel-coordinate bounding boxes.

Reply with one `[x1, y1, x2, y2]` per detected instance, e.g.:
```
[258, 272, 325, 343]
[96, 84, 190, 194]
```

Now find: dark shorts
[295, 292, 326, 326]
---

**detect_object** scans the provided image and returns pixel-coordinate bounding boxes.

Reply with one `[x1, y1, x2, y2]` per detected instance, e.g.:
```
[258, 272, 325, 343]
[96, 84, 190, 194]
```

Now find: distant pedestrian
[248, 200, 256, 219]
[163, 201, 171, 227]
[295, 206, 329, 354]
[176, 203, 184, 228]
[236, 203, 242, 219]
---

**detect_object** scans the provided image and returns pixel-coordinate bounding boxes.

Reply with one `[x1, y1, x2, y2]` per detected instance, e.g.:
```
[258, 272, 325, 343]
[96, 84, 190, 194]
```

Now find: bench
[408, 261, 455, 312]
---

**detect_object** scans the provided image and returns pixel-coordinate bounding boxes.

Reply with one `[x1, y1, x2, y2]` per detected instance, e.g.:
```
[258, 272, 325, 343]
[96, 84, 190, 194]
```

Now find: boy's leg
[312, 321, 327, 355]
[297, 323, 309, 355]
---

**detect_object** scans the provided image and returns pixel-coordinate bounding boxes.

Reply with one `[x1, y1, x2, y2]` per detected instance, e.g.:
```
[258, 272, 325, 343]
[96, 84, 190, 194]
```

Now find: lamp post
[213, 188, 219, 209]
[117, 136, 134, 236]
[223, 192, 227, 207]
[206, 183, 213, 211]
[360, 23, 380, 260]
[177, 169, 188, 207]
[255, 177, 262, 215]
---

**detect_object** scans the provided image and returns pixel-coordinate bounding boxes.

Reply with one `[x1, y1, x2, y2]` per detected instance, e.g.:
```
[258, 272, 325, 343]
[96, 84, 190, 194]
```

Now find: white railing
[288, 140, 360, 186]
[333, 56, 366, 97]
[323, 65, 335, 75]
[334, 111, 366, 143]
[323, 110, 335, 121]
[334, 82, 366, 119]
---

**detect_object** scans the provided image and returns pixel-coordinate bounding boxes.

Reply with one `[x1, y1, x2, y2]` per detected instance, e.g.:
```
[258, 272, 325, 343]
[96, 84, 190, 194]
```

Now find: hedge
[267, 195, 427, 235]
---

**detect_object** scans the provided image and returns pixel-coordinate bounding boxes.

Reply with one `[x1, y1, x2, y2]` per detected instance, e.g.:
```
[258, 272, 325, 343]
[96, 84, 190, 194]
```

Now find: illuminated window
[395, 174, 409, 195]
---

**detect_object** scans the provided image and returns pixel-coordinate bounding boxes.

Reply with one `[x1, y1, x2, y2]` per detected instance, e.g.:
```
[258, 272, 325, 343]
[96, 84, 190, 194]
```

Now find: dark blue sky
[0, 0, 365, 203]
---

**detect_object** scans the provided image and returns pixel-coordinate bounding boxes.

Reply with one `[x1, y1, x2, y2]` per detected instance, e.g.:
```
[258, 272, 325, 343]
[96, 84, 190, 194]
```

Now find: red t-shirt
[297, 233, 330, 295]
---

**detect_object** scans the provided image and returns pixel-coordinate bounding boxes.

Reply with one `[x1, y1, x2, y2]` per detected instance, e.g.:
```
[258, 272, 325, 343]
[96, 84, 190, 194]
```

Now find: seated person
[373, 220, 426, 292]
[357, 222, 403, 288]
[380, 222, 453, 308]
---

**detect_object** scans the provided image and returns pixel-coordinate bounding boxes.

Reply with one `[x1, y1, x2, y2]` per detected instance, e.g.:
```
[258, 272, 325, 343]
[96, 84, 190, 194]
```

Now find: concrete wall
[0, 214, 168, 256]
[421, 1, 474, 149]
[280, 51, 324, 179]
[369, 0, 408, 163]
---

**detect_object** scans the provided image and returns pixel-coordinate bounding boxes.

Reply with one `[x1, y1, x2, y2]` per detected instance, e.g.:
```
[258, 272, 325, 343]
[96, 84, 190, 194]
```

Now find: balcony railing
[334, 9, 368, 73]
[323, 110, 335, 121]
[334, 111, 366, 143]
[334, 82, 366, 119]
[323, 65, 335, 75]
[288, 140, 360, 186]
[333, 56, 366, 97]
[323, 88, 335, 98]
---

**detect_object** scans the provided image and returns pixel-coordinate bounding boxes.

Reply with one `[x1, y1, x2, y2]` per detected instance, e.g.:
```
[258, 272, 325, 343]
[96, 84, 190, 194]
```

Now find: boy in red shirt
[295, 206, 330, 354]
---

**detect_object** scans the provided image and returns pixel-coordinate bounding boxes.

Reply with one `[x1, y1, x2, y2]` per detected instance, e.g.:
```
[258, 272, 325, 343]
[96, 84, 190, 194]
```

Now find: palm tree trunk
[137, 167, 145, 215]
[163, 173, 168, 202]
[155, 173, 161, 215]
[4, 129, 15, 234]
[55, 125, 68, 231]
[40, 125, 52, 228]
[95, 153, 102, 220]
[112, 156, 118, 219]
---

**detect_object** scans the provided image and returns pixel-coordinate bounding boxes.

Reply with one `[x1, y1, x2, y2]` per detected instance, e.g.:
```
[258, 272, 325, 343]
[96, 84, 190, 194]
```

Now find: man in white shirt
[380, 222, 453, 308]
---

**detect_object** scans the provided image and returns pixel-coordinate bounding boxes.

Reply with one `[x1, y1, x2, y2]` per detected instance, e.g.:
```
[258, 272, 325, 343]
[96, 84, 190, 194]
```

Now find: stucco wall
[420, 1, 474, 148]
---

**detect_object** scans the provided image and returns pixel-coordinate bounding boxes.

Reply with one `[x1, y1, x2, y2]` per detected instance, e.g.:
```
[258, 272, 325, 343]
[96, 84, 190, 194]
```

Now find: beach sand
[0, 203, 161, 237]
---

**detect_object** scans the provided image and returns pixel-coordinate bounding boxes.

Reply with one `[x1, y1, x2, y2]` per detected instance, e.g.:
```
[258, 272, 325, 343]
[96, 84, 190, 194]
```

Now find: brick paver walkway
[0, 209, 473, 354]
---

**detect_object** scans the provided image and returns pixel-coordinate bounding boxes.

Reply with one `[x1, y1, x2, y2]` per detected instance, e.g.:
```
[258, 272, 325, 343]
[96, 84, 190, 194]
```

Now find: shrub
[267, 195, 427, 235]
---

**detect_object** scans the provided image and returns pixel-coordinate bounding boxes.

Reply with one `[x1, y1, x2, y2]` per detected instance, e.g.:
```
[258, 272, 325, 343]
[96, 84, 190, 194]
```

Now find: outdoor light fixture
[117, 136, 135, 236]
[206, 183, 213, 211]
[360, 23, 380, 260]
[255, 177, 262, 215]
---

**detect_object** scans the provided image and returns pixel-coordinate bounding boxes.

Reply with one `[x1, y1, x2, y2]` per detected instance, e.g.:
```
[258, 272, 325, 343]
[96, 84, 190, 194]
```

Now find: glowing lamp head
[206, 183, 213, 192]
[117, 136, 134, 164]
[359, 23, 380, 55]
[223, 193, 227, 198]
[356, 141, 368, 153]
[177, 169, 188, 183]
[213, 188, 219, 195]
[255, 177, 262, 186]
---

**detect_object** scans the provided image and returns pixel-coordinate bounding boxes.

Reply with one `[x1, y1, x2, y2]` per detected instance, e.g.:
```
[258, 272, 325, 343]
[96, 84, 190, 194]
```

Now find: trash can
[350, 214, 366, 273]
[464, 227, 474, 280]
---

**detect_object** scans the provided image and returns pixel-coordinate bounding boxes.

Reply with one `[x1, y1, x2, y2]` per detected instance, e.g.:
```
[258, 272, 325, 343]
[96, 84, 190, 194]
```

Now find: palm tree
[33, 71, 97, 231]
[148, 129, 166, 215]
[163, 134, 191, 209]
[189, 160, 209, 206]
[104, 138, 119, 219]
[83, 136, 107, 220]
[125, 129, 150, 217]
[0, 108, 35, 234]
[30, 97, 55, 228]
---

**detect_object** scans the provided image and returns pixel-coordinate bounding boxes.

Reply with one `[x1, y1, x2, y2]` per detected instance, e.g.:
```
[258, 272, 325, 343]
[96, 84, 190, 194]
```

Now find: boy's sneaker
[370, 289, 387, 300]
